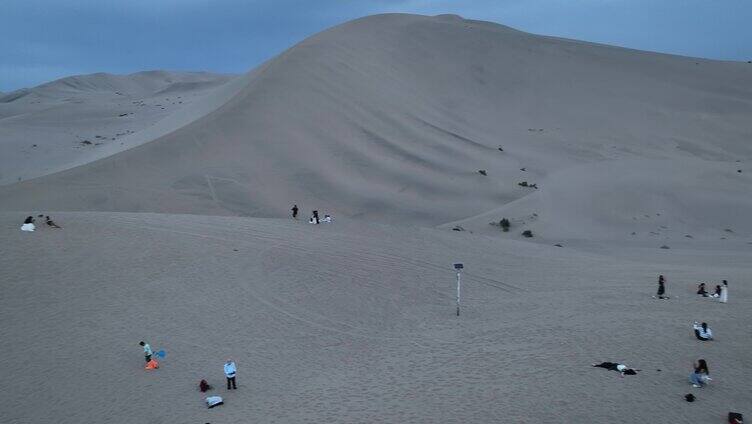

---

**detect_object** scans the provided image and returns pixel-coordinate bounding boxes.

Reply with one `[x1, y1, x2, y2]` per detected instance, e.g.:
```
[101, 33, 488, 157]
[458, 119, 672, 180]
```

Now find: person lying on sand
[697, 283, 708, 297]
[689, 359, 711, 388]
[693, 322, 713, 341]
[21, 216, 36, 232]
[592, 362, 638, 376]
[45, 216, 61, 228]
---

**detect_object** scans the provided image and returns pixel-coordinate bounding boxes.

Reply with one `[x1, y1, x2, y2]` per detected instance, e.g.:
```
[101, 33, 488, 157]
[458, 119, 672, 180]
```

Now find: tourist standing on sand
[656, 275, 667, 299]
[311, 210, 320, 224]
[291, 205, 298, 219]
[720, 280, 728, 303]
[224, 359, 237, 390]
[139, 341, 152, 362]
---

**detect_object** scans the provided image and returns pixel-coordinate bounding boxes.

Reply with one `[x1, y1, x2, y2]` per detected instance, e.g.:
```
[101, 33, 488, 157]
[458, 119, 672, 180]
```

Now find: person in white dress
[719, 280, 728, 303]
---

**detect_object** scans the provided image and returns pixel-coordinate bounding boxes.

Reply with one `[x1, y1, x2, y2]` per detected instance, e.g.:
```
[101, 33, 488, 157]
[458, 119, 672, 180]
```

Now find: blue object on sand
[155, 350, 166, 358]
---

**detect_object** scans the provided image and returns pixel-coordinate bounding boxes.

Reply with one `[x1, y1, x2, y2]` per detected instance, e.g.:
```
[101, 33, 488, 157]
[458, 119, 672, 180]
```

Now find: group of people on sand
[290, 204, 332, 224]
[139, 340, 237, 409]
[594, 274, 736, 413]
[697, 280, 729, 302]
[21, 214, 61, 231]
[655, 275, 729, 304]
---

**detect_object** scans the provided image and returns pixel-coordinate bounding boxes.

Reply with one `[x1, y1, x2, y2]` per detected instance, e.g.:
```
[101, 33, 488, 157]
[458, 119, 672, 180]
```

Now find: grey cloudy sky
[1, 0, 750, 92]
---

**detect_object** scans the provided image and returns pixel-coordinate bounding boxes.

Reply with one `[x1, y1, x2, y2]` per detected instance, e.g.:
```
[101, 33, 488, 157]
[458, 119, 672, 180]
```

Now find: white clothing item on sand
[21, 223, 35, 232]
[720, 286, 728, 303]
[205, 396, 223, 408]
[616, 364, 627, 372]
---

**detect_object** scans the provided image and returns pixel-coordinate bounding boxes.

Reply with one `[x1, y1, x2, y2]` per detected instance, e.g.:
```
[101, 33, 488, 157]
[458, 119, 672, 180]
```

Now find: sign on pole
[453, 263, 464, 316]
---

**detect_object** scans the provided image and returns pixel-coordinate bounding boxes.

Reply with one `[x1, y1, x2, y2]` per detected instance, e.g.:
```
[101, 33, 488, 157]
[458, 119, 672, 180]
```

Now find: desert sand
[0, 13, 750, 423]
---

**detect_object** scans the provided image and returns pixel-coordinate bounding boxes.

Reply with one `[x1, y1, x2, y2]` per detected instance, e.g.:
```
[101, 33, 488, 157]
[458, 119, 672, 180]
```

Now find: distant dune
[0, 71, 236, 185]
[1, 13, 751, 240]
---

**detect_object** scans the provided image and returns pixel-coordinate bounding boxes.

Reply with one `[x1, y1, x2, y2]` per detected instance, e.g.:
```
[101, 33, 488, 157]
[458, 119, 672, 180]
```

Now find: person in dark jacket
[655, 275, 667, 299]
[697, 283, 708, 297]
[592, 362, 638, 376]
[291, 205, 298, 219]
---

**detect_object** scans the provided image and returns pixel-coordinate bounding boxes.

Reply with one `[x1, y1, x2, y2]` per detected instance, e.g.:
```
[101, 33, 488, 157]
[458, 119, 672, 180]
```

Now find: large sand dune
[2, 13, 750, 235]
[1, 13, 751, 424]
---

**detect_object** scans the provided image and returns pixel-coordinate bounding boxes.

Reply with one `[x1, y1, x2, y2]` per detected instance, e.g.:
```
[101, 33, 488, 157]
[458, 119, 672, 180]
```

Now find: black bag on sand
[728, 412, 743, 424]
[684, 394, 695, 402]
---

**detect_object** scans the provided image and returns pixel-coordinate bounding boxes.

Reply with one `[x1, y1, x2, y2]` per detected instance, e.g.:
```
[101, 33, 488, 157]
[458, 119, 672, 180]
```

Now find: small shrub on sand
[500, 218, 510, 232]
[522, 230, 533, 238]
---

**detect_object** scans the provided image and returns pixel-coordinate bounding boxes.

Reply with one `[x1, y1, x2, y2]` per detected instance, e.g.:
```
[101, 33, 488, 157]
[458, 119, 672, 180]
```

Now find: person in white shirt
[693, 322, 713, 341]
[139, 341, 152, 362]
[21, 216, 36, 232]
[224, 359, 237, 390]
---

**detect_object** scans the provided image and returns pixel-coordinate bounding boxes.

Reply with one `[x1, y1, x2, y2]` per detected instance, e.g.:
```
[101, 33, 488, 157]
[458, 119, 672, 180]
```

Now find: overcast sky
[2, 0, 750, 92]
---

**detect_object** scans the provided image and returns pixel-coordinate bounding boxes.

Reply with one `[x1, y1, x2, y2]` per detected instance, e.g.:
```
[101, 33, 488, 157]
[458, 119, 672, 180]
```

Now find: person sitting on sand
[697, 283, 709, 296]
[309, 210, 320, 224]
[199, 379, 212, 392]
[592, 362, 638, 376]
[21, 216, 36, 232]
[693, 322, 713, 341]
[322, 214, 332, 223]
[711, 284, 722, 298]
[144, 358, 159, 370]
[45, 216, 61, 228]
[689, 359, 710, 388]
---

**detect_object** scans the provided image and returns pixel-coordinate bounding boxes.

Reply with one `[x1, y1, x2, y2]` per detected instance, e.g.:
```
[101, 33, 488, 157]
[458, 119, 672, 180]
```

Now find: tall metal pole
[456, 270, 461, 316]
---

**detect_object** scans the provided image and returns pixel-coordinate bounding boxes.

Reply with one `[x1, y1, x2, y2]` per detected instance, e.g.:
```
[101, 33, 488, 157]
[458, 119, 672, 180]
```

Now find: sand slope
[1, 14, 750, 233]
[0, 71, 236, 185]
[1, 212, 750, 423]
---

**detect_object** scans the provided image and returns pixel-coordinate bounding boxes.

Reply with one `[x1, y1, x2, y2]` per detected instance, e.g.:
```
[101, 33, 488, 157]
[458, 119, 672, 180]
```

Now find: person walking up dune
[224, 359, 237, 390]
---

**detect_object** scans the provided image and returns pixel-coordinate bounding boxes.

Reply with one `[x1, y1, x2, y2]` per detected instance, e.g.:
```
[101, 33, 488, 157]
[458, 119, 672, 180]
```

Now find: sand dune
[1, 13, 750, 236]
[2, 13, 751, 424]
[0, 71, 236, 185]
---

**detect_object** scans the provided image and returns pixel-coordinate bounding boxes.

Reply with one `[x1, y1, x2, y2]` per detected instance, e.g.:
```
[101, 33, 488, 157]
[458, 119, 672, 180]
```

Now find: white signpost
[453, 263, 464, 316]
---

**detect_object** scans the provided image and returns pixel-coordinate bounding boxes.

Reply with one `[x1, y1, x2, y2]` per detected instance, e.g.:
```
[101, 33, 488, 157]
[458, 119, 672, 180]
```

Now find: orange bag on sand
[145, 359, 160, 370]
